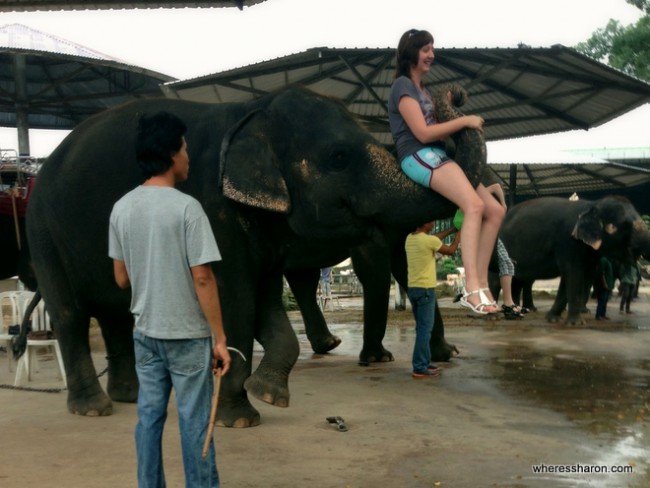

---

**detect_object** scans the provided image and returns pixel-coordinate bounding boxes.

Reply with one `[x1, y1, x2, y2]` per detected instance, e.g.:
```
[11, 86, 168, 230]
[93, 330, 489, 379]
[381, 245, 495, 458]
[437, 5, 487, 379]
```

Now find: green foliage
[575, 0, 650, 82]
[437, 256, 460, 277]
[282, 285, 299, 311]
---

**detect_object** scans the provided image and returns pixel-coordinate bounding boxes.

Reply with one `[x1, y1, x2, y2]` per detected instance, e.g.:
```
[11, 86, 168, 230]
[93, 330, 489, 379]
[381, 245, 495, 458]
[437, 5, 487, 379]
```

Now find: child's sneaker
[412, 370, 441, 379]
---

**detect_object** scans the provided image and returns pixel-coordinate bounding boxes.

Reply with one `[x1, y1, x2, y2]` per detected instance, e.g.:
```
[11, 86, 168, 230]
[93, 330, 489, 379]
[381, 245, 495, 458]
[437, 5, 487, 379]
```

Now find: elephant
[24, 86, 486, 426]
[498, 195, 650, 324]
[282, 84, 482, 366]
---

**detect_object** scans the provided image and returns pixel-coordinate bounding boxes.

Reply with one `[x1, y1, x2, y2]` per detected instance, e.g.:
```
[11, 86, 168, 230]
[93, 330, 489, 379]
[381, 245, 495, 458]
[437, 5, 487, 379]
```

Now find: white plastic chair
[13, 294, 66, 388]
[0, 291, 21, 372]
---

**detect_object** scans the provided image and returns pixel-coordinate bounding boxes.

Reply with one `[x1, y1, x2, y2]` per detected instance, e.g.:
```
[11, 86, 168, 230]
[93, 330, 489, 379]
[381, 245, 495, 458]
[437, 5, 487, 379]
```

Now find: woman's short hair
[135, 111, 187, 179]
[395, 29, 434, 79]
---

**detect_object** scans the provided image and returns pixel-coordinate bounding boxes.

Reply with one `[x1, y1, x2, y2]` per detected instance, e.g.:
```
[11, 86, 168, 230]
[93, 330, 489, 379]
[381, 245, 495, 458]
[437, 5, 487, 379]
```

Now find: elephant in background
[498, 196, 650, 324]
[25, 87, 485, 427]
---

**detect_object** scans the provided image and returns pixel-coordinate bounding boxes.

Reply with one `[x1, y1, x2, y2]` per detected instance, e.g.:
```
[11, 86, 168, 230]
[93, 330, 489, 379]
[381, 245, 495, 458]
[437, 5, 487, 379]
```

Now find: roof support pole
[508, 163, 517, 206]
[14, 54, 30, 156]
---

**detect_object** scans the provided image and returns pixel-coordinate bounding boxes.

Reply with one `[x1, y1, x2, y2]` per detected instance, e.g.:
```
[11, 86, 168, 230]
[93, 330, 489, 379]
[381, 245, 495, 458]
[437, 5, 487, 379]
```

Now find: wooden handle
[202, 369, 222, 458]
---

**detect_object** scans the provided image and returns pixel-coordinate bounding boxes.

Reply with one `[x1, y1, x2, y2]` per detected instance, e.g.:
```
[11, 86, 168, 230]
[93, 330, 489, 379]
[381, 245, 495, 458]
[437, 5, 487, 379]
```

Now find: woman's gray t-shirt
[388, 75, 443, 162]
[109, 186, 221, 340]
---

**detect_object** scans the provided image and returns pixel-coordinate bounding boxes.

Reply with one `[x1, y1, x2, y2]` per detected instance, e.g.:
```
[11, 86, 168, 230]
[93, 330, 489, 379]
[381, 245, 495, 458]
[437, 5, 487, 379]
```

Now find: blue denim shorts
[401, 147, 451, 188]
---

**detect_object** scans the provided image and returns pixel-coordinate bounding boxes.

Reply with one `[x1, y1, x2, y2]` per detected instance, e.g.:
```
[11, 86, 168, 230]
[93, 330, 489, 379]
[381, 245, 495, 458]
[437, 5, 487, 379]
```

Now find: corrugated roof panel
[0, 0, 266, 12]
[164, 45, 650, 145]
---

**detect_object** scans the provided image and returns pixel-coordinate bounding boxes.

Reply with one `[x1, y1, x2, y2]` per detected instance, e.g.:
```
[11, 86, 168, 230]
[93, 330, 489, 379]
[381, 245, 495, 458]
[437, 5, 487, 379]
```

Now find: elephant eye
[327, 147, 349, 172]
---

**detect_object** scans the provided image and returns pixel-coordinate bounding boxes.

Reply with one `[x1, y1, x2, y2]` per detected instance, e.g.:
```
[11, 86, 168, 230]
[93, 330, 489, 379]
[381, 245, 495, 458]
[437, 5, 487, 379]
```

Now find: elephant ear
[571, 206, 602, 250]
[219, 109, 291, 213]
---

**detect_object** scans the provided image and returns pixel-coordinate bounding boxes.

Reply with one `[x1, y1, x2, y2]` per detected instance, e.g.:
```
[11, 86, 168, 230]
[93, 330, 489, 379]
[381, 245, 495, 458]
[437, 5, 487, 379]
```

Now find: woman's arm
[399, 96, 484, 144]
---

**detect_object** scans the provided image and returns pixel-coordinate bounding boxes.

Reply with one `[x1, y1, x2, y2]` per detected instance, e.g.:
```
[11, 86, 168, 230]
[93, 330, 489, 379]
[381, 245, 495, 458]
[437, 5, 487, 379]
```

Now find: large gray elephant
[284, 83, 481, 365]
[498, 196, 650, 324]
[25, 87, 484, 426]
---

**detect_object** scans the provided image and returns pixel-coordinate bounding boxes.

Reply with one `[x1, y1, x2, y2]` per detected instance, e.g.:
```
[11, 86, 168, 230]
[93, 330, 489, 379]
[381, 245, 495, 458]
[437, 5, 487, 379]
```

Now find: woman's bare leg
[474, 184, 506, 302]
[428, 162, 496, 312]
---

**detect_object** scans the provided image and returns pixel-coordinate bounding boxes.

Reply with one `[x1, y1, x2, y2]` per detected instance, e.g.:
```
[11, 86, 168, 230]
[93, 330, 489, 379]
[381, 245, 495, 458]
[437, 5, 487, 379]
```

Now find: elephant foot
[244, 369, 290, 407]
[431, 340, 459, 362]
[107, 355, 138, 402]
[545, 312, 562, 323]
[310, 334, 342, 354]
[215, 397, 261, 428]
[67, 389, 113, 417]
[358, 345, 394, 366]
[566, 316, 586, 326]
[107, 378, 138, 403]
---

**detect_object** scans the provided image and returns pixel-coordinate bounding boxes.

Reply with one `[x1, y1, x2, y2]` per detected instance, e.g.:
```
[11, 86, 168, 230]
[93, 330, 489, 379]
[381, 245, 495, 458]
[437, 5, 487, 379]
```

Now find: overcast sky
[0, 0, 648, 157]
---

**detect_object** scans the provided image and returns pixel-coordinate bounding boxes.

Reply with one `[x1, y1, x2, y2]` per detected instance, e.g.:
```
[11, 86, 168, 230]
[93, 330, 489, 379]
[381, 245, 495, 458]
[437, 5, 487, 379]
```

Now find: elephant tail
[11, 289, 41, 360]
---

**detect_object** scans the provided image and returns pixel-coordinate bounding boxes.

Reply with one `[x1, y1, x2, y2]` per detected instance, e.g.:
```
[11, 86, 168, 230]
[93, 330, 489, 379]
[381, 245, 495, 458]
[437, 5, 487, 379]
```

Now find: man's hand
[212, 341, 231, 376]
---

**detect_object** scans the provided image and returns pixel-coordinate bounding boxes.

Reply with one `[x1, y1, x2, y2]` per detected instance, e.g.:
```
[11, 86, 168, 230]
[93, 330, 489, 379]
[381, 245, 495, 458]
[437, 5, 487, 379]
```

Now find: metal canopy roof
[163, 45, 650, 145]
[0, 23, 175, 155]
[0, 0, 266, 11]
[485, 147, 650, 198]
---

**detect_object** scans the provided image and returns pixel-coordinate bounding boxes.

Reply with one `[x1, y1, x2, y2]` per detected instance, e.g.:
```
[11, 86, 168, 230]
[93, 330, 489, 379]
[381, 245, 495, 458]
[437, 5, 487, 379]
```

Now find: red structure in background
[0, 149, 39, 220]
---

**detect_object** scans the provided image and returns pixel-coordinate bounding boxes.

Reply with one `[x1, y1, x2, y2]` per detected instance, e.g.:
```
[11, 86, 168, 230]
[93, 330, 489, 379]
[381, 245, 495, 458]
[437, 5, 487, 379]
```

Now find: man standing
[405, 221, 460, 378]
[109, 111, 231, 488]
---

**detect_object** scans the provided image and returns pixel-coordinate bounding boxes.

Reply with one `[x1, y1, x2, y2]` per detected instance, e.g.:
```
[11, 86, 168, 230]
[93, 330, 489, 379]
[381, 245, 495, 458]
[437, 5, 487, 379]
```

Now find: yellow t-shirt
[405, 232, 442, 288]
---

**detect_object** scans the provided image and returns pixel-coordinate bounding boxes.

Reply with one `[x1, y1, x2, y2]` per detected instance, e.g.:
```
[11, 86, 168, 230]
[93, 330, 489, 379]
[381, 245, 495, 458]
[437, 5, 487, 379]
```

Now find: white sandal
[479, 288, 497, 306]
[459, 289, 495, 315]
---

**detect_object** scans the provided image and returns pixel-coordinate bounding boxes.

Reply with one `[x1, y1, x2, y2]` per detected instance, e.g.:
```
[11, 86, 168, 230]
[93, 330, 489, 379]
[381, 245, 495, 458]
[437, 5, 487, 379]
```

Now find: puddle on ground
[486, 330, 649, 485]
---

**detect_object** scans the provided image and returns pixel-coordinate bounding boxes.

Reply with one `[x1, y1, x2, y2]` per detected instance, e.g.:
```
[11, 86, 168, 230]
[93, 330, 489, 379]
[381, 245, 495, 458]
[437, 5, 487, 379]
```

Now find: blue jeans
[407, 287, 436, 373]
[595, 288, 610, 318]
[133, 329, 219, 488]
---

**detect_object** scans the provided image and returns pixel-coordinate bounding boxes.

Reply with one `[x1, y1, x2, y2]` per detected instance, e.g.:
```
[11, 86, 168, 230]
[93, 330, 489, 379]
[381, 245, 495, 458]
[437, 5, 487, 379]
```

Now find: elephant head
[571, 195, 650, 261]
[219, 87, 456, 241]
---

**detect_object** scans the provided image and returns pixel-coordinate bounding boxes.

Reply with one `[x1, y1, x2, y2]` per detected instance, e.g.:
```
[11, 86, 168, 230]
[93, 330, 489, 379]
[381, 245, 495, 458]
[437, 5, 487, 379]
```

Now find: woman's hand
[463, 115, 485, 132]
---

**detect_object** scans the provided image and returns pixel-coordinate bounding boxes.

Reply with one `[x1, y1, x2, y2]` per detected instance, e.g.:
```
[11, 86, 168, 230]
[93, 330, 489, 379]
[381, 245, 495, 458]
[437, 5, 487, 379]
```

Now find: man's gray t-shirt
[388, 75, 444, 162]
[108, 186, 221, 339]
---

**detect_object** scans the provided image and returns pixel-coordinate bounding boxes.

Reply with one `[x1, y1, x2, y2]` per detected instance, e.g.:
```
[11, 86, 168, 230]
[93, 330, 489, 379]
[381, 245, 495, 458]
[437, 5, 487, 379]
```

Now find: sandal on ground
[512, 304, 530, 314]
[502, 304, 522, 320]
[459, 289, 496, 315]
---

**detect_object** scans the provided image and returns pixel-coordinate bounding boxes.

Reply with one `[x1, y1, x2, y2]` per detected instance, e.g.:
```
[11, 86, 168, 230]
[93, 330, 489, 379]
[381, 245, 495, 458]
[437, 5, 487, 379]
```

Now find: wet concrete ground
[0, 286, 648, 487]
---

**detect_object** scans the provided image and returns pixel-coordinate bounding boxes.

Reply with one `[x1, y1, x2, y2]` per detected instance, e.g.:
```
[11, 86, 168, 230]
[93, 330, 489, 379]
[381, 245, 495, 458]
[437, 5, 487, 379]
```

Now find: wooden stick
[202, 368, 222, 458]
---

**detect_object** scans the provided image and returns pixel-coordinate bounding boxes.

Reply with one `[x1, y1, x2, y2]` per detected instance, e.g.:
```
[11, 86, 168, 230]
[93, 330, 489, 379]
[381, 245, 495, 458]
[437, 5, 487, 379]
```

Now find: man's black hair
[135, 111, 187, 179]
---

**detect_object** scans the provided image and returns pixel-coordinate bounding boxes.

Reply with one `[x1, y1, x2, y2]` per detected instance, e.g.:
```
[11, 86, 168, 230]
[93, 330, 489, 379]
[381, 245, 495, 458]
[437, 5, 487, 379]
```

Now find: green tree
[575, 0, 650, 81]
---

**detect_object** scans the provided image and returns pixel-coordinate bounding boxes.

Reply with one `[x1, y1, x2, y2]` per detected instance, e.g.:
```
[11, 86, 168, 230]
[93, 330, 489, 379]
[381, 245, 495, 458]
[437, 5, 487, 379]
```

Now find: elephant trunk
[631, 219, 650, 260]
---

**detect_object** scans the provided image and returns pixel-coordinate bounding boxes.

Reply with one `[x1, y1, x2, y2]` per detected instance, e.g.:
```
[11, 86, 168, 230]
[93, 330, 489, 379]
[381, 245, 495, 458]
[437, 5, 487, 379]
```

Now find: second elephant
[499, 196, 650, 324]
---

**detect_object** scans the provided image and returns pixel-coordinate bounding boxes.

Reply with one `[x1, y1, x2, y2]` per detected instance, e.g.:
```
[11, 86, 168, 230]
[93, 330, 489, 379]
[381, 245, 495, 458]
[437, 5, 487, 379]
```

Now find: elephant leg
[214, 265, 261, 428]
[564, 267, 593, 325]
[351, 243, 394, 365]
[516, 278, 537, 311]
[95, 310, 138, 403]
[244, 272, 299, 409]
[285, 268, 341, 353]
[32, 242, 112, 416]
[430, 302, 459, 361]
[546, 277, 568, 323]
[580, 273, 595, 314]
